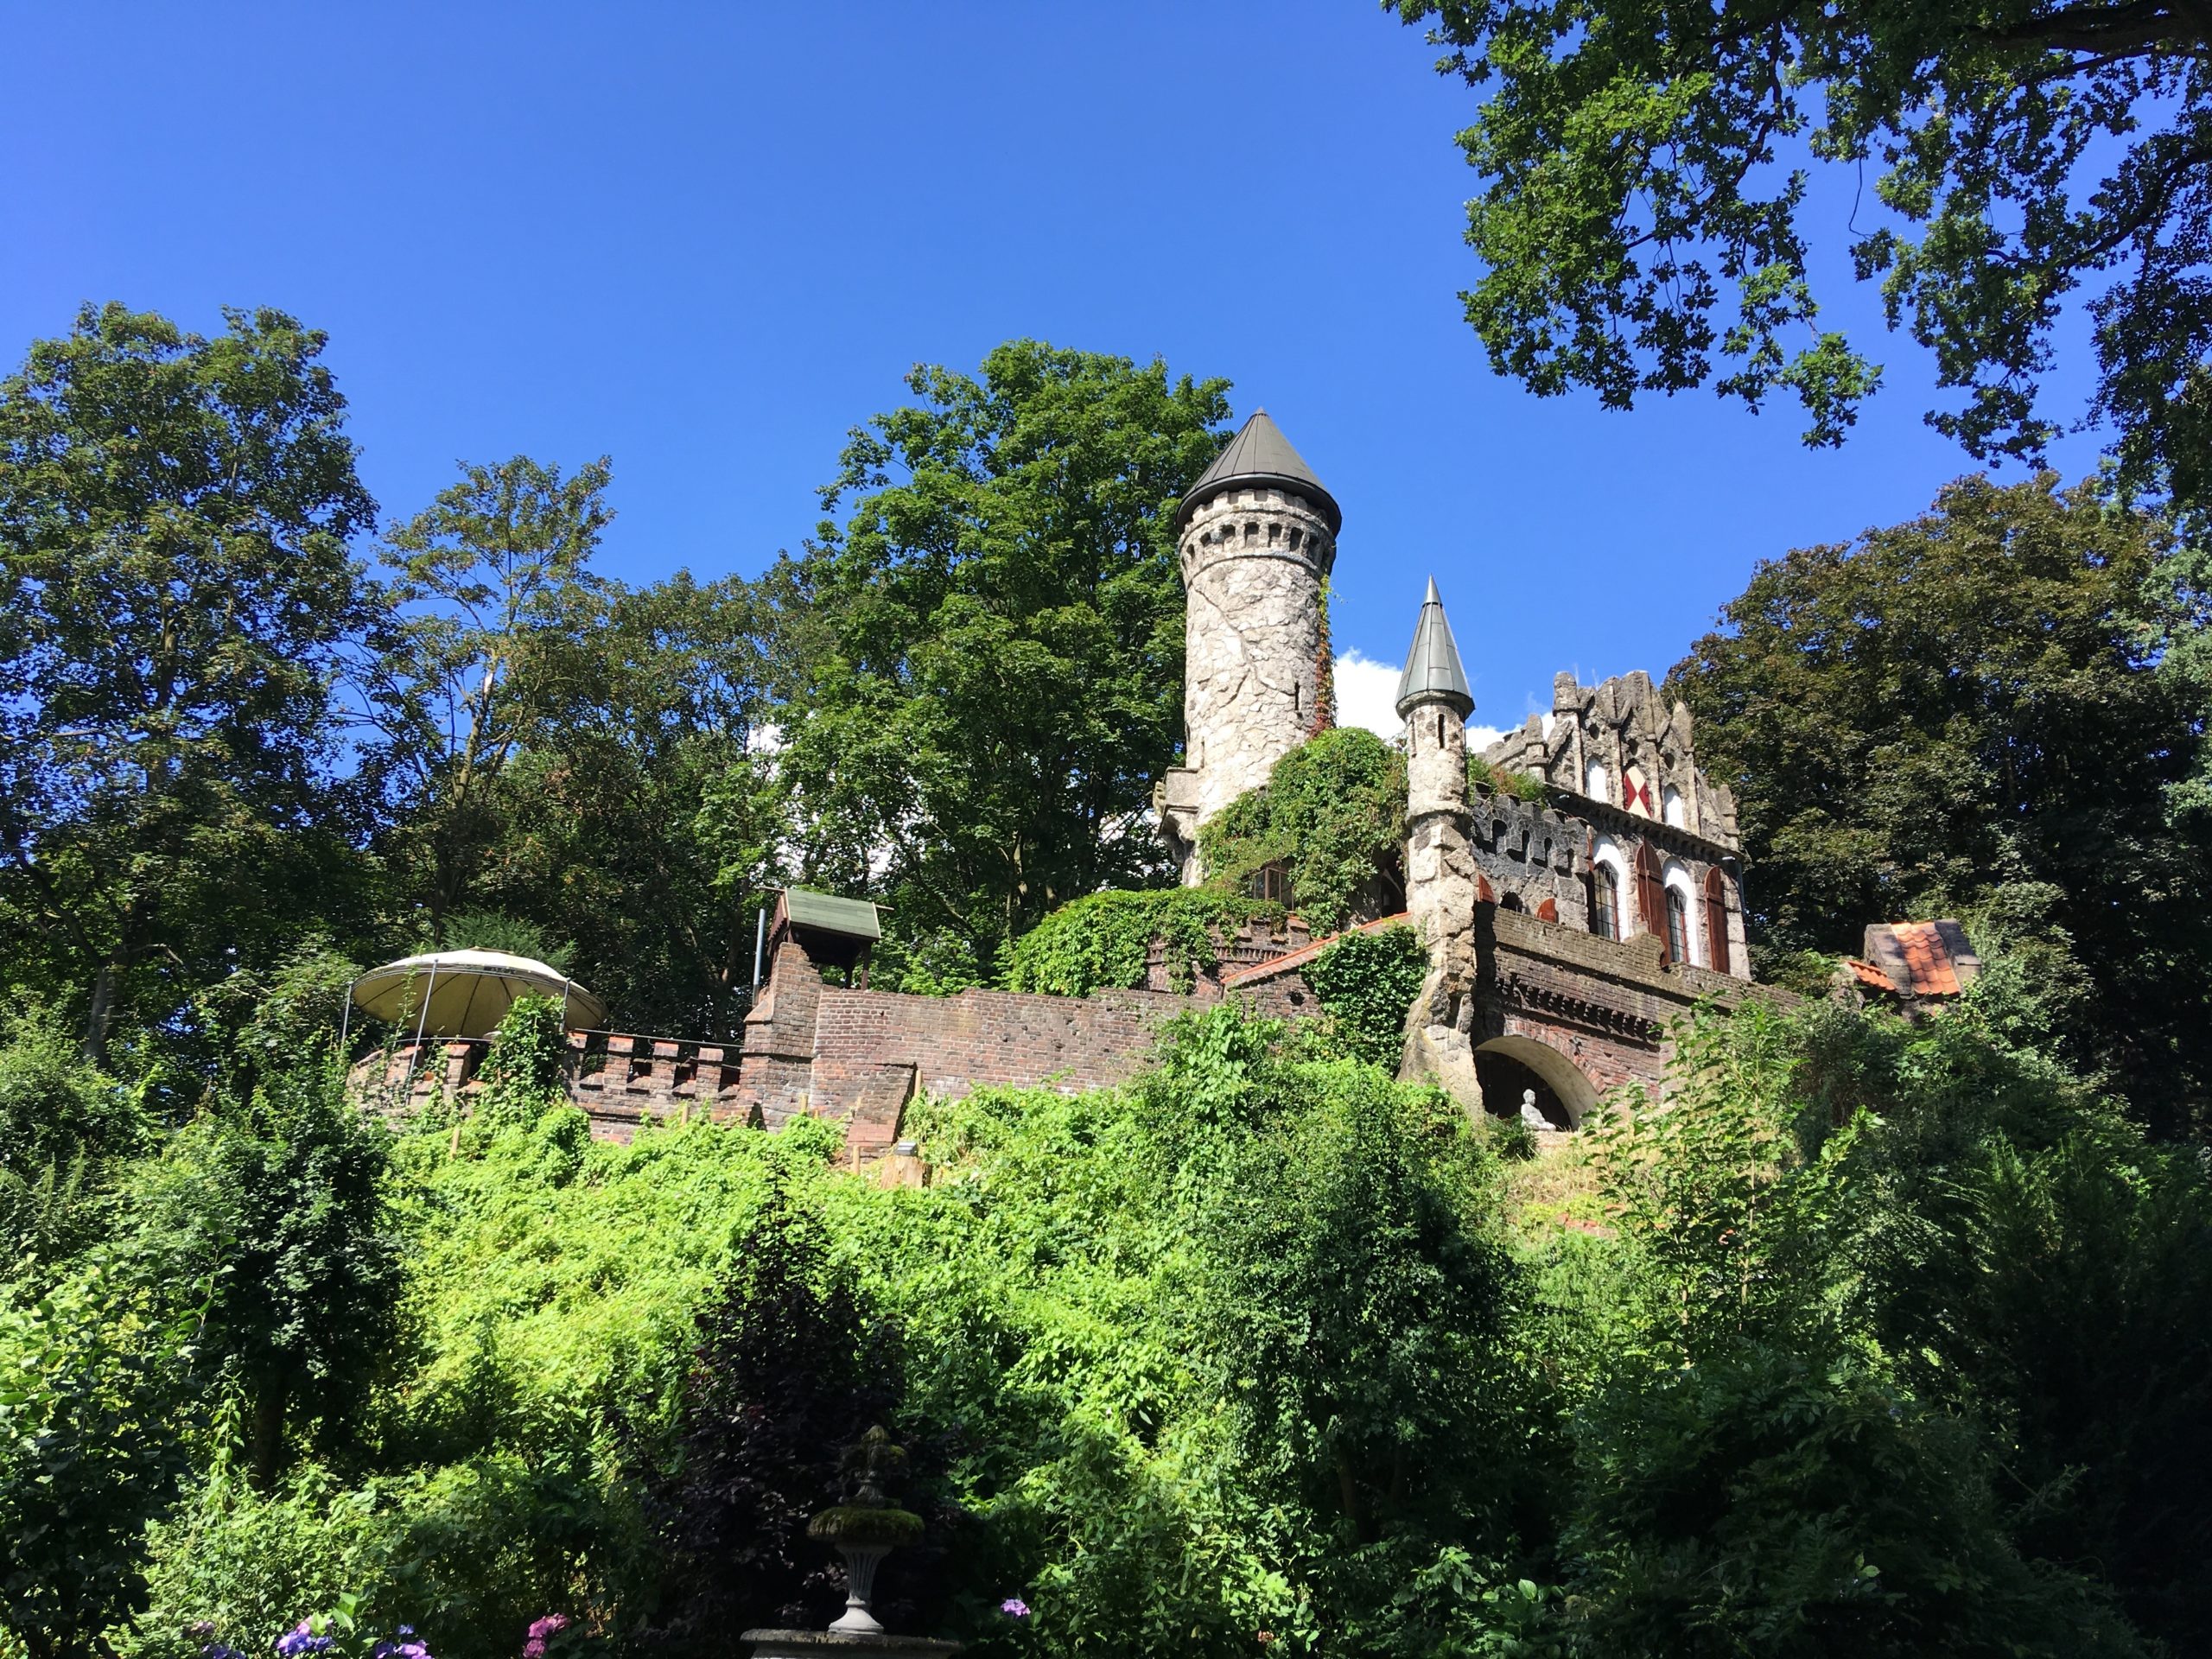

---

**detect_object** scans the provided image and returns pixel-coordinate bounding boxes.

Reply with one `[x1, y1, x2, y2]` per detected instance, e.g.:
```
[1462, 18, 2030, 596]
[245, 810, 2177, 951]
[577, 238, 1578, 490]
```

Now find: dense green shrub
[43, 988, 2212, 1659]
[1002, 887, 1263, 995]
[132, 1064, 402, 1489]
[1302, 925, 1429, 1071]
[1465, 752, 1547, 804]
[1198, 727, 1406, 934]
[0, 1016, 149, 1275]
[0, 1253, 200, 1659]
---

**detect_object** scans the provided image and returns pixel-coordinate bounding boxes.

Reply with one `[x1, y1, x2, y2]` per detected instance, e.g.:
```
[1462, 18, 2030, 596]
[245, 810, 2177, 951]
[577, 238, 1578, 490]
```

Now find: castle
[357, 411, 1762, 1146]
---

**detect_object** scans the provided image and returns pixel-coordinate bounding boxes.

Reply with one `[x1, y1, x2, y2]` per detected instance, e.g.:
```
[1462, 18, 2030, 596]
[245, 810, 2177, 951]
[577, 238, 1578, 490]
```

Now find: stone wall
[1485, 670, 1740, 849]
[353, 920, 1327, 1152]
[1468, 781, 1591, 929]
[1471, 904, 1775, 1122]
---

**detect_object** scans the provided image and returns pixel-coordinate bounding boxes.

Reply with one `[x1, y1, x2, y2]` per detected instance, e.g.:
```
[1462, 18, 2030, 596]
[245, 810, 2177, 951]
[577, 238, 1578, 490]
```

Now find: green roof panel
[784, 887, 882, 942]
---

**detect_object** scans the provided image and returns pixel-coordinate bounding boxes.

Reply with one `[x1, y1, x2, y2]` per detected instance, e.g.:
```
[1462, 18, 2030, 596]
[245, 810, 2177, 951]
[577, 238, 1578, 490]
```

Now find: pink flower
[521, 1614, 568, 1658]
[1000, 1599, 1031, 1618]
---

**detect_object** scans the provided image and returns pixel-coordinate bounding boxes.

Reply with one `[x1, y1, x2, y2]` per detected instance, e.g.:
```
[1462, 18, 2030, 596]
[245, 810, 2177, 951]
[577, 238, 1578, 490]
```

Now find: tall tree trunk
[79, 899, 142, 1068]
[250, 1383, 289, 1492]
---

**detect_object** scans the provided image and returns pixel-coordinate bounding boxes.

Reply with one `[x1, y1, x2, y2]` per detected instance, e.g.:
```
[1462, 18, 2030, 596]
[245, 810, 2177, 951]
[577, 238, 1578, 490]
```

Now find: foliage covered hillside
[5, 296, 2212, 1658]
[6, 983, 2210, 1658]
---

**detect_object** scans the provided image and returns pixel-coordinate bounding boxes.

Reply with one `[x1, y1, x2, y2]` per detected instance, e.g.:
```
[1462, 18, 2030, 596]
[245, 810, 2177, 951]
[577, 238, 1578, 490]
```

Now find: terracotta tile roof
[1856, 919, 1980, 999]
[1221, 912, 1411, 988]
[1891, 920, 1961, 996]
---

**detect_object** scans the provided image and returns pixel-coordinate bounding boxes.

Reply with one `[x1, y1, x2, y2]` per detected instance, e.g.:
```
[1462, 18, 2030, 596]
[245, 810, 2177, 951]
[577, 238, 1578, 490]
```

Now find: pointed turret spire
[1396, 576, 1474, 719]
[1175, 409, 1342, 535]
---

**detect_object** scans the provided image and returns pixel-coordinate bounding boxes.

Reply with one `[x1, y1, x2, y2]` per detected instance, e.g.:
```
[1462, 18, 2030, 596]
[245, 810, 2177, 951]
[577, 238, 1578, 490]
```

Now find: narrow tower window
[1591, 865, 1620, 941]
[1666, 886, 1690, 967]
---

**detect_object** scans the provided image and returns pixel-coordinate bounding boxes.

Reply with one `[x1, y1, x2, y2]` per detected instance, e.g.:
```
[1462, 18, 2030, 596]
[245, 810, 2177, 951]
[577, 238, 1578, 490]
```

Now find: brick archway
[1474, 1033, 1601, 1128]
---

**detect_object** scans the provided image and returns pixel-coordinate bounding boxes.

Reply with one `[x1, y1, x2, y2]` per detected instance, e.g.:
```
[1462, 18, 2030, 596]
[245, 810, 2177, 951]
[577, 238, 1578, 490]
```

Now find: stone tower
[1398, 578, 1478, 1004]
[1156, 410, 1340, 883]
[1395, 579, 1486, 1116]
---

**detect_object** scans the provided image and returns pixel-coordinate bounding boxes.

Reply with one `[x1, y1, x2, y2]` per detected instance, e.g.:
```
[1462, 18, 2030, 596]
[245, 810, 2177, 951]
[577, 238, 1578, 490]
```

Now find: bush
[1198, 727, 1406, 934]
[0, 1015, 149, 1276]
[1302, 925, 1429, 1072]
[1465, 753, 1547, 804]
[1003, 888, 1262, 996]
[646, 1193, 939, 1649]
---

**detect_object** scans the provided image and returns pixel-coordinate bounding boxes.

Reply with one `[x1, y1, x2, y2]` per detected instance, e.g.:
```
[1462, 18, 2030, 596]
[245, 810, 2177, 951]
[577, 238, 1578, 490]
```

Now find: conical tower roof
[1396, 576, 1475, 719]
[1175, 409, 1342, 535]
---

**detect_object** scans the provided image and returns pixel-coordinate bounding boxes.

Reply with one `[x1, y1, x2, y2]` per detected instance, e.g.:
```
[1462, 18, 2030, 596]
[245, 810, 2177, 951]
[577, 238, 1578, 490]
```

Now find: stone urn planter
[744, 1426, 958, 1659]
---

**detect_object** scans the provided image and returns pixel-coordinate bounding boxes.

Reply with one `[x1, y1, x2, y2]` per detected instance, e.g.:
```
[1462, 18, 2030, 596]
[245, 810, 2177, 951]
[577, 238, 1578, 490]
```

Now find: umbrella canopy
[350, 950, 607, 1038]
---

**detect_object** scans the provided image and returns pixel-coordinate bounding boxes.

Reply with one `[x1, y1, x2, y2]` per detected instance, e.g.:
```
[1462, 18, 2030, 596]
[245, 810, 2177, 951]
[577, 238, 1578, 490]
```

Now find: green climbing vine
[475, 995, 569, 1128]
[1198, 726, 1406, 935]
[1303, 924, 1431, 1071]
[1003, 888, 1270, 997]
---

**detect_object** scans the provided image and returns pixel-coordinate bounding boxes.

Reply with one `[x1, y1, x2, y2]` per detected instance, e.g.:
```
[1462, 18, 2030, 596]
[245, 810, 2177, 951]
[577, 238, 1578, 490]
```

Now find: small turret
[1399, 575, 1474, 858]
[1392, 579, 1484, 1116]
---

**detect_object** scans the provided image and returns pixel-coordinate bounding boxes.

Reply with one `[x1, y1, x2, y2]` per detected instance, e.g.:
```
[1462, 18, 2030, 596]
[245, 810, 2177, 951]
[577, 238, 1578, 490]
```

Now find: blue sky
[4, 3, 2110, 741]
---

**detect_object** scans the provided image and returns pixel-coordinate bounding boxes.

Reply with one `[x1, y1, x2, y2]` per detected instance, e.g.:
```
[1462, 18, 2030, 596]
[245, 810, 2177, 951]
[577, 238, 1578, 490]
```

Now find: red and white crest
[1622, 765, 1656, 817]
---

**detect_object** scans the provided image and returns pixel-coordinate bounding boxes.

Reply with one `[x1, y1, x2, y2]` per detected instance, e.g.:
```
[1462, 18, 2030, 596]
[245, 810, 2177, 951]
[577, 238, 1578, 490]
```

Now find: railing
[346, 1026, 751, 1122]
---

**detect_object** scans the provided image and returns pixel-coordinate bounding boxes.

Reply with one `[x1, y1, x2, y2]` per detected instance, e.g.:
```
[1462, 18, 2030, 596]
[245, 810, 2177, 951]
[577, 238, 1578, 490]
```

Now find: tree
[0, 1252, 202, 1659]
[362, 455, 612, 942]
[467, 571, 777, 1036]
[1387, 1, 2212, 505]
[134, 1061, 401, 1489]
[649, 1194, 925, 1651]
[0, 304, 378, 1064]
[1666, 473, 2211, 1129]
[765, 341, 1230, 974]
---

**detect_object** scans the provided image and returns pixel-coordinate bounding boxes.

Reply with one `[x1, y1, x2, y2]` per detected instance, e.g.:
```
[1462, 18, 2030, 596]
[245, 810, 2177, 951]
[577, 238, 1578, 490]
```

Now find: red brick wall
[344, 905, 1776, 1153]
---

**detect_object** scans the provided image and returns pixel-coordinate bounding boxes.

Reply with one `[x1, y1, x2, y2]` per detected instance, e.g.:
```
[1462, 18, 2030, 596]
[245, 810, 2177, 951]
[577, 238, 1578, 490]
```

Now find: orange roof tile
[1847, 958, 1892, 991]
[1221, 912, 1411, 988]
[1892, 920, 1961, 996]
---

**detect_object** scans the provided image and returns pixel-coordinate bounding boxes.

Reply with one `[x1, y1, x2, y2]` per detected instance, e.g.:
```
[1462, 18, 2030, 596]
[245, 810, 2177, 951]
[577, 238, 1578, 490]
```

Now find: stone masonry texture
[1158, 485, 1335, 881]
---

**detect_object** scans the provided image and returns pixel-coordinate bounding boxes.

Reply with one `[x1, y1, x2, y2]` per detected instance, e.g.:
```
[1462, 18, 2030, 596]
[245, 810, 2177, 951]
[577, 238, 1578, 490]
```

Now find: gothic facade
[359, 409, 1767, 1146]
[1161, 410, 1762, 1128]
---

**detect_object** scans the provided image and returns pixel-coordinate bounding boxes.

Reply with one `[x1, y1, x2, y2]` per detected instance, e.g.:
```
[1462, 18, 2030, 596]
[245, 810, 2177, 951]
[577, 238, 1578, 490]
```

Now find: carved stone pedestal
[743, 1632, 961, 1659]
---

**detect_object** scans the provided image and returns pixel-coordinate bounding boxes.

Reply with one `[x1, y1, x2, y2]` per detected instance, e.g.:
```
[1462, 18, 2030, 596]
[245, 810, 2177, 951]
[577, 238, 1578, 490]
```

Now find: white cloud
[1334, 649, 1504, 752]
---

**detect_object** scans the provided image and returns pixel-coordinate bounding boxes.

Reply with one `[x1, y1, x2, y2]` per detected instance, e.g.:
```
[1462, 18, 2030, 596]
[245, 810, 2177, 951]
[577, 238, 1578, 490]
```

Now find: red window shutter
[1703, 868, 1732, 976]
[1634, 842, 1667, 957]
[1478, 874, 1495, 904]
[1535, 897, 1558, 923]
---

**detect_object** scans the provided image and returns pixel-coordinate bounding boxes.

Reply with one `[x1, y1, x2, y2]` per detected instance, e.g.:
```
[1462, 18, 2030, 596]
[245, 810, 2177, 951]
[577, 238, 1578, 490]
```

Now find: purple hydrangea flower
[1000, 1599, 1031, 1618]
[523, 1613, 569, 1657]
[275, 1624, 333, 1658]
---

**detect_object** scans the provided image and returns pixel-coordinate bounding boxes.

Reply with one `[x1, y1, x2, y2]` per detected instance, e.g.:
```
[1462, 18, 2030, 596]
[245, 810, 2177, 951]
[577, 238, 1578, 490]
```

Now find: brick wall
[343, 900, 1778, 1153]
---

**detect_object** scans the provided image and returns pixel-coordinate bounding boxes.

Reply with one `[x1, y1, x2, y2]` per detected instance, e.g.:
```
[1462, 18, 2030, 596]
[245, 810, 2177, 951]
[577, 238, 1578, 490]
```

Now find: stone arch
[1475, 1033, 1601, 1128]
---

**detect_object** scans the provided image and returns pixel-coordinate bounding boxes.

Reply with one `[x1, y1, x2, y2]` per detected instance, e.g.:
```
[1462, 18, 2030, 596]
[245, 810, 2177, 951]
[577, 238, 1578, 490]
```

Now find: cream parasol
[347, 950, 607, 1040]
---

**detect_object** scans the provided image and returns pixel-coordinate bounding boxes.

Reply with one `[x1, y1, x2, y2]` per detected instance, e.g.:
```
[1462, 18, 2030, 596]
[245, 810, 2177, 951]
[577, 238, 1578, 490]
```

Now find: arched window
[1590, 863, 1620, 940]
[1702, 868, 1732, 976]
[1662, 784, 1686, 828]
[1584, 759, 1611, 804]
[1501, 892, 1525, 912]
[1666, 885, 1689, 967]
